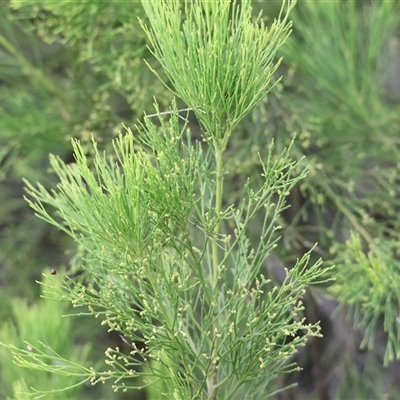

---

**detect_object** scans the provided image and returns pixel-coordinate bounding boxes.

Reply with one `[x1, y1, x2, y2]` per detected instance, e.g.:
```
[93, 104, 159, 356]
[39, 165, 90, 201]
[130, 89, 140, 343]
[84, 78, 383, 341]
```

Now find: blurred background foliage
[1, 0, 400, 399]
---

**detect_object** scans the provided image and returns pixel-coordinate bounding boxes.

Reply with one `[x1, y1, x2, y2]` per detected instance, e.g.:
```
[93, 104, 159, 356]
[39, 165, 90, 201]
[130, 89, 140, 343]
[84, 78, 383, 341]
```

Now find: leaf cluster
[140, 0, 295, 150]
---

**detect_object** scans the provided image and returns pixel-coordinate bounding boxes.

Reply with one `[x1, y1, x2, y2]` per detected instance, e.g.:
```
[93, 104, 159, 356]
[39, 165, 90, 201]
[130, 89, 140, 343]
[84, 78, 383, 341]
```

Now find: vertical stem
[212, 148, 223, 287]
[207, 147, 223, 399]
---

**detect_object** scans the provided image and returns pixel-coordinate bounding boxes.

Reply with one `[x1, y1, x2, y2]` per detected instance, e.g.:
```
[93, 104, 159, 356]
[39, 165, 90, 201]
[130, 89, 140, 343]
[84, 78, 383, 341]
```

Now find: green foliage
[5, 1, 330, 399]
[284, 0, 399, 126]
[21, 110, 326, 399]
[275, 0, 400, 368]
[280, 0, 400, 218]
[140, 0, 294, 150]
[0, 87, 68, 182]
[0, 0, 170, 304]
[25, 106, 198, 258]
[0, 3, 70, 183]
[10, 0, 171, 116]
[1, 0, 400, 398]
[331, 234, 400, 366]
[0, 274, 91, 400]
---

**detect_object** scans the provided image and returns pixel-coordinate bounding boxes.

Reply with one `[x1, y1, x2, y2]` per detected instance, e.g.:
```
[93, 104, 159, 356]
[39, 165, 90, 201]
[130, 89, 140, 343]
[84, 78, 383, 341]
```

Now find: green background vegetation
[1, 1, 400, 399]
